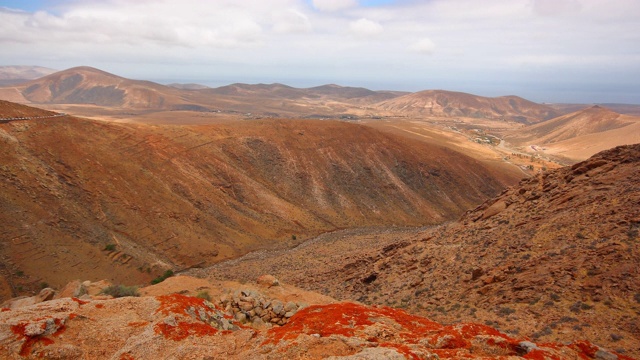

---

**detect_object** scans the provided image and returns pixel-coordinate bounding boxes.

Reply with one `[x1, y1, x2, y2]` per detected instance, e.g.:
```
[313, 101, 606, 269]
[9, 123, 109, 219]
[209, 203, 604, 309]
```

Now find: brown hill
[506, 106, 640, 162]
[0, 100, 58, 119]
[203, 144, 640, 357]
[0, 67, 406, 118]
[0, 66, 56, 86]
[0, 275, 629, 360]
[375, 90, 560, 124]
[10, 66, 186, 109]
[0, 100, 515, 301]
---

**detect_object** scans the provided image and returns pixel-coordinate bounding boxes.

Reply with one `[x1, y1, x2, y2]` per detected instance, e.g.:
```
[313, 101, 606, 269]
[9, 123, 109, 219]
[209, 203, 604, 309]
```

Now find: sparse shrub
[558, 316, 578, 323]
[581, 302, 593, 310]
[498, 307, 516, 316]
[291, 235, 297, 240]
[16, 270, 24, 277]
[40, 282, 49, 289]
[104, 244, 116, 251]
[100, 284, 140, 298]
[196, 291, 211, 301]
[570, 301, 592, 313]
[529, 297, 540, 305]
[151, 269, 174, 285]
[610, 334, 624, 342]
[634, 293, 640, 304]
[550, 293, 560, 302]
[532, 326, 553, 339]
[576, 232, 586, 239]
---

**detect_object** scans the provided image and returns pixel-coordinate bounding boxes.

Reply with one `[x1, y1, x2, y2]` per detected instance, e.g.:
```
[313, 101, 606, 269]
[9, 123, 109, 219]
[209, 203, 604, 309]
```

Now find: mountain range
[0, 65, 639, 358]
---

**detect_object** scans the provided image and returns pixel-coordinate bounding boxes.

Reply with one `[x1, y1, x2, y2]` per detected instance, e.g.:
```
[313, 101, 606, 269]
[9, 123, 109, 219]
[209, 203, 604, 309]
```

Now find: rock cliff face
[0, 276, 631, 359]
[203, 144, 640, 357]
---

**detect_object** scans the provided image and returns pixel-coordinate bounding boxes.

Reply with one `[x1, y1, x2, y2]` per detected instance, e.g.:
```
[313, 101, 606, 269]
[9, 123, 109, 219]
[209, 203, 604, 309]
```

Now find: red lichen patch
[95, 303, 104, 309]
[1, 307, 10, 312]
[155, 293, 214, 316]
[153, 320, 218, 341]
[265, 302, 445, 346]
[431, 349, 475, 358]
[380, 342, 420, 360]
[119, 353, 135, 360]
[523, 348, 563, 360]
[71, 297, 88, 305]
[10, 318, 65, 356]
[457, 323, 509, 339]
[570, 340, 599, 358]
[371, 305, 443, 343]
[264, 303, 374, 345]
[68, 313, 77, 320]
[430, 327, 469, 349]
[128, 321, 148, 328]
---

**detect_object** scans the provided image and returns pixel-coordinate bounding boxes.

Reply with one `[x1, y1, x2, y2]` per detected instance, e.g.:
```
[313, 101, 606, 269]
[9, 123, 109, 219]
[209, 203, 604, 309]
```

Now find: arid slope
[505, 106, 640, 162]
[0, 101, 514, 301]
[375, 90, 560, 124]
[204, 144, 640, 357]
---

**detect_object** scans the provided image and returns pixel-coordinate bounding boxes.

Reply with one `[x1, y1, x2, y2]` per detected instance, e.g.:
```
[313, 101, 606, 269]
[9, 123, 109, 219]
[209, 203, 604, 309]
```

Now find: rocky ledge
[0, 276, 631, 359]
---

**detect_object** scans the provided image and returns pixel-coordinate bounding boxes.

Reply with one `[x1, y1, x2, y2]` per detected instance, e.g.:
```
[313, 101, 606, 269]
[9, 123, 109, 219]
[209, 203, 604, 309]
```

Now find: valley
[1, 66, 639, 358]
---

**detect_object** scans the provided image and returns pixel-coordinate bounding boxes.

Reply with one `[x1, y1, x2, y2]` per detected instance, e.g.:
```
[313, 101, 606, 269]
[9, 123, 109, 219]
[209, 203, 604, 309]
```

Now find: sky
[0, 0, 639, 104]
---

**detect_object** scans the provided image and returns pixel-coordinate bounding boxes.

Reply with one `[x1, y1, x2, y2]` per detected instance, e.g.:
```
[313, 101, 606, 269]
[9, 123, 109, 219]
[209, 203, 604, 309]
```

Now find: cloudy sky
[1, 0, 639, 103]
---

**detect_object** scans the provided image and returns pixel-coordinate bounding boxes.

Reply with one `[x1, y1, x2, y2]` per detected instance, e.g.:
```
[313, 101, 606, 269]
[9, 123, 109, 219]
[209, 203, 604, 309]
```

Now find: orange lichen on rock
[71, 297, 89, 305]
[155, 293, 215, 316]
[379, 342, 420, 360]
[266, 302, 445, 345]
[154, 320, 218, 341]
[10, 318, 65, 356]
[1, 308, 10, 312]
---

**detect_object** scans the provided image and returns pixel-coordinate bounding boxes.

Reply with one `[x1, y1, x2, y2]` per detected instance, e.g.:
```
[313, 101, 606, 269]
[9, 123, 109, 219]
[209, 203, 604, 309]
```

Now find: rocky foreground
[201, 144, 640, 357]
[0, 275, 632, 359]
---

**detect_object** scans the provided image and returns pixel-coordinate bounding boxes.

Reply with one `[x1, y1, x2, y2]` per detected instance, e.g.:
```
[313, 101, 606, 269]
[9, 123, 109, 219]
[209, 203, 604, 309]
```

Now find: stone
[595, 349, 618, 360]
[238, 301, 253, 312]
[235, 312, 247, 323]
[284, 301, 298, 313]
[271, 300, 284, 315]
[256, 274, 280, 287]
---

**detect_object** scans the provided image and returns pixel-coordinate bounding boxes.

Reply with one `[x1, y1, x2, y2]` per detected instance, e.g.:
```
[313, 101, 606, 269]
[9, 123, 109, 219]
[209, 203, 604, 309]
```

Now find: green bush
[196, 291, 212, 301]
[104, 244, 116, 251]
[100, 284, 140, 298]
[151, 269, 175, 285]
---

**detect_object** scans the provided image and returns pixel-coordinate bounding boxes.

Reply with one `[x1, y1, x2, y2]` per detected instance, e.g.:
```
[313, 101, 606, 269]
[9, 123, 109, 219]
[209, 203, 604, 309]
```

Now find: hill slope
[505, 106, 640, 162]
[375, 90, 560, 124]
[11, 66, 186, 109]
[0, 101, 515, 301]
[0, 66, 56, 86]
[203, 144, 640, 356]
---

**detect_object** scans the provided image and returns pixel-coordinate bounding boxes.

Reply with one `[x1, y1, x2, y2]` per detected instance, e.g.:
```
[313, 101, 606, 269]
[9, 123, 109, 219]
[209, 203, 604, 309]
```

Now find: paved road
[0, 113, 67, 122]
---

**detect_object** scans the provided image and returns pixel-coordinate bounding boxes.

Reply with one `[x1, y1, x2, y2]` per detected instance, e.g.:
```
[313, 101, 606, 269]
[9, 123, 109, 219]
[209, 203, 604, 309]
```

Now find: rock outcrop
[203, 144, 640, 357]
[0, 276, 630, 359]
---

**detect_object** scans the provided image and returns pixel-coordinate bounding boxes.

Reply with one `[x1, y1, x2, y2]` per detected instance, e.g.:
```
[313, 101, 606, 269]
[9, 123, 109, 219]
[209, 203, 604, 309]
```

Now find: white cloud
[312, 0, 357, 12]
[0, 0, 639, 102]
[532, 0, 582, 16]
[273, 9, 312, 34]
[409, 38, 436, 54]
[349, 18, 383, 37]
